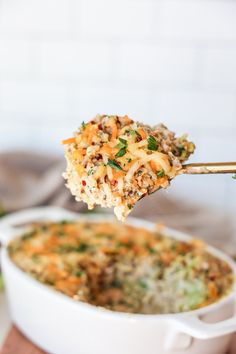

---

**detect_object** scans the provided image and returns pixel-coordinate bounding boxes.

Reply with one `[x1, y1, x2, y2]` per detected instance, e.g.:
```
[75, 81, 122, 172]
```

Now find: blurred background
[0, 0, 235, 212]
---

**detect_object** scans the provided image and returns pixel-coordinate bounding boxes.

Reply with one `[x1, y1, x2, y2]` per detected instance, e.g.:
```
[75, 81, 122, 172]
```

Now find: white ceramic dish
[1, 206, 236, 354]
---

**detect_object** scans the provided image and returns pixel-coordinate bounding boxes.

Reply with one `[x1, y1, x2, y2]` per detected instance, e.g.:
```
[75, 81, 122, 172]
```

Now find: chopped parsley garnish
[177, 144, 185, 154]
[40, 224, 49, 232]
[56, 244, 73, 253]
[130, 130, 137, 136]
[156, 169, 165, 177]
[126, 158, 132, 163]
[88, 167, 95, 175]
[138, 279, 148, 289]
[95, 233, 113, 238]
[107, 159, 124, 171]
[59, 220, 69, 225]
[130, 130, 141, 139]
[117, 240, 133, 248]
[115, 147, 126, 158]
[22, 230, 37, 240]
[111, 279, 122, 288]
[147, 135, 158, 151]
[115, 138, 128, 157]
[232, 174, 236, 180]
[81, 121, 87, 130]
[57, 230, 66, 237]
[76, 243, 89, 252]
[32, 254, 40, 263]
[116, 138, 127, 149]
[57, 243, 89, 253]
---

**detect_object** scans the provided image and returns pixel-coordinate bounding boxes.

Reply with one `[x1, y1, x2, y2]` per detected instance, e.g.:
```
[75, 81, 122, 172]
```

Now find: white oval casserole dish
[1, 206, 236, 354]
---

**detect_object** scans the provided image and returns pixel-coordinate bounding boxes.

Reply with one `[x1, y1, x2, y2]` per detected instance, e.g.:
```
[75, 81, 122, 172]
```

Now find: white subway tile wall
[155, 1, 236, 40]
[119, 44, 197, 83]
[203, 48, 236, 88]
[78, 0, 155, 38]
[0, 0, 235, 211]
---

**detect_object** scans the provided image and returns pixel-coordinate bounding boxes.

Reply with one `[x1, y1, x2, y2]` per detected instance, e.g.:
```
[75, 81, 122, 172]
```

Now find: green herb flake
[74, 270, 84, 277]
[117, 241, 133, 248]
[115, 147, 126, 158]
[115, 138, 128, 158]
[22, 230, 37, 240]
[130, 130, 137, 137]
[138, 279, 148, 289]
[147, 135, 158, 151]
[116, 137, 127, 149]
[177, 144, 185, 154]
[57, 230, 66, 237]
[81, 121, 87, 130]
[45, 279, 55, 286]
[57, 243, 89, 253]
[130, 130, 141, 139]
[59, 220, 69, 225]
[56, 244, 73, 253]
[107, 159, 124, 171]
[40, 224, 49, 232]
[76, 243, 89, 252]
[232, 174, 236, 180]
[88, 168, 95, 176]
[32, 254, 40, 263]
[111, 279, 122, 288]
[127, 204, 133, 210]
[156, 169, 165, 177]
[95, 232, 112, 238]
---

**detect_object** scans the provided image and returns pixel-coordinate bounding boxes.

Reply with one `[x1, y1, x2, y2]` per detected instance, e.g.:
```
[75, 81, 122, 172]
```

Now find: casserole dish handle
[171, 314, 236, 339]
[0, 206, 79, 246]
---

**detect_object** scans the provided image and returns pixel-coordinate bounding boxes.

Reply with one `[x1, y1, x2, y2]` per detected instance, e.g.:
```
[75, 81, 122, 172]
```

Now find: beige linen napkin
[0, 150, 235, 257]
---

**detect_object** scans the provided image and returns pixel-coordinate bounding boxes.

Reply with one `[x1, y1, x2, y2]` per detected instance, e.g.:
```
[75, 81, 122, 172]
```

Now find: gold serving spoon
[181, 162, 236, 175]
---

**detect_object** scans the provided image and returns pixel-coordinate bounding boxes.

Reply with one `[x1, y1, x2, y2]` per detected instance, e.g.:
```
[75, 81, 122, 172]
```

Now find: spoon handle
[181, 162, 236, 174]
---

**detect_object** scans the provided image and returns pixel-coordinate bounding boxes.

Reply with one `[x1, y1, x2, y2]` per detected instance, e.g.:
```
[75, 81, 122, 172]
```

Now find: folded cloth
[0, 150, 235, 257]
[0, 150, 86, 212]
